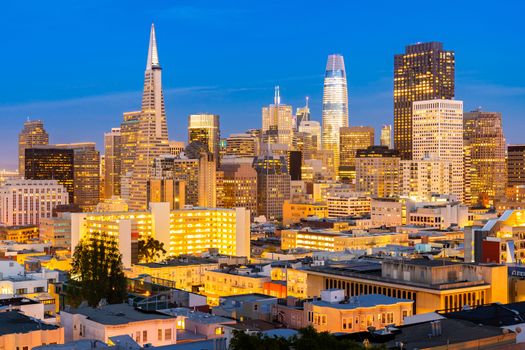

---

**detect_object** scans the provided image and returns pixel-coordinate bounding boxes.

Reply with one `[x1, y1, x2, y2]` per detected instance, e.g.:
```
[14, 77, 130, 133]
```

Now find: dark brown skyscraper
[394, 42, 455, 160]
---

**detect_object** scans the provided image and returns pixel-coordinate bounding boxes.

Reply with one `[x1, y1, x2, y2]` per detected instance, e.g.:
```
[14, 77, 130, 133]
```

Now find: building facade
[262, 87, 294, 149]
[103, 127, 121, 199]
[18, 120, 49, 177]
[394, 42, 455, 160]
[463, 110, 506, 207]
[130, 24, 170, 210]
[253, 155, 291, 220]
[188, 114, 220, 167]
[0, 180, 68, 226]
[322, 54, 349, 175]
[339, 126, 375, 182]
[356, 146, 400, 198]
[412, 100, 464, 202]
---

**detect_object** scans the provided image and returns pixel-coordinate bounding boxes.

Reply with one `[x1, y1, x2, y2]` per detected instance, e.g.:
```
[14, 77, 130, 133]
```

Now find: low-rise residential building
[0, 225, 39, 242]
[159, 307, 235, 340]
[327, 194, 371, 218]
[282, 200, 328, 226]
[213, 294, 278, 322]
[61, 303, 177, 347]
[304, 290, 413, 333]
[204, 265, 272, 306]
[0, 311, 64, 349]
[281, 228, 409, 252]
[130, 257, 220, 293]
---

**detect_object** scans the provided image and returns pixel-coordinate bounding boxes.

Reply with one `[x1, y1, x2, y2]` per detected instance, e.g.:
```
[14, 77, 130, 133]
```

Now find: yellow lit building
[0, 225, 39, 243]
[338, 126, 374, 182]
[130, 258, 220, 292]
[305, 290, 413, 333]
[281, 229, 409, 252]
[71, 204, 250, 268]
[282, 201, 328, 226]
[286, 259, 507, 315]
[204, 267, 271, 306]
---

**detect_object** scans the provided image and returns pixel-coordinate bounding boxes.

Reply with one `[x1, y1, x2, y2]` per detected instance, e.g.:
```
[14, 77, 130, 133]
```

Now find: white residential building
[400, 158, 451, 199]
[0, 179, 68, 226]
[412, 100, 464, 202]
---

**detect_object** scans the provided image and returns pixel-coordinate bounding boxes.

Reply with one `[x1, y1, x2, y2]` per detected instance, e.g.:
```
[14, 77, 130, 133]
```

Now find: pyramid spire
[146, 23, 160, 69]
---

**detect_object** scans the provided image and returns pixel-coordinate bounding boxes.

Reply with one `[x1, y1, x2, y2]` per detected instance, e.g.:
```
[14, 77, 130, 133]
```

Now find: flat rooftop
[312, 294, 412, 309]
[65, 303, 173, 325]
[385, 318, 511, 350]
[0, 311, 58, 336]
[159, 307, 234, 325]
[135, 256, 218, 268]
[219, 293, 278, 303]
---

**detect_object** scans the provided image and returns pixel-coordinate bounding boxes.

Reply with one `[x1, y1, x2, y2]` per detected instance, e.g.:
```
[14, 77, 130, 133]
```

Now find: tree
[229, 330, 290, 350]
[229, 326, 376, 350]
[68, 233, 127, 307]
[137, 237, 166, 263]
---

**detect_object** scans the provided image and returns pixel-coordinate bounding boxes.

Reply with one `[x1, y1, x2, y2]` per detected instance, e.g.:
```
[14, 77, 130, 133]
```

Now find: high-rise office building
[225, 133, 259, 158]
[153, 155, 199, 206]
[356, 146, 400, 198]
[322, 54, 349, 175]
[120, 111, 140, 176]
[147, 178, 185, 210]
[61, 143, 100, 212]
[298, 120, 321, 151]
[412, 100, 464, 202]
[25, 147, 75, 203]
[394, 42, 455, 160]
[507, 145, 525, 188]
[253, 154, 291, 220]
[295, 96, 311, 128]
[130, 24, 170, 211]
[0, 179, 68, 226]
[380, 125, 392, 149]
[198, 152, 217, 207]
[188, 114, 220, 167]
[25, 144, 100, 211]
[463, 110, 506, 207]
[262, 86, 294, 148]
[218, 157, 258, 214]
[18, 120, 49, 176]
[339, 126, 375, 182]
[103, 128, 121, 199]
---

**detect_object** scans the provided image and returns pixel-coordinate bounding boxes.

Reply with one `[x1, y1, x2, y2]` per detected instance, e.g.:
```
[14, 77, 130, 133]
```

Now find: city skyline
[1, 1, 524, 169]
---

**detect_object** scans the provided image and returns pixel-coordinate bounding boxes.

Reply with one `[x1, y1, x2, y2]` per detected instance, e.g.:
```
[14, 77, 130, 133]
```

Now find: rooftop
[385, 318, 513, 350]
[0, 311, 59, 336]
[311, 294, 412, 309]
[444, 301, 525, 327]
[219, 293, 278, 303]
[135, 256, 218, 268]
[64, 303, 173, 325]
[159, 307, 234, 325]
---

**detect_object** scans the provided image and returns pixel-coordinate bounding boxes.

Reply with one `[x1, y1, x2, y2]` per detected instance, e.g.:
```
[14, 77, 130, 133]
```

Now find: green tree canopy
[68, 233, 127, 307]
[138, 237, 166, 263]
[230, 326, 378, 350]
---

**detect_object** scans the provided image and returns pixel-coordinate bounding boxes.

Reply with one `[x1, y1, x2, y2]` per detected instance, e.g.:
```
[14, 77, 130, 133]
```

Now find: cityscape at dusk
[1, 1, 525, 349]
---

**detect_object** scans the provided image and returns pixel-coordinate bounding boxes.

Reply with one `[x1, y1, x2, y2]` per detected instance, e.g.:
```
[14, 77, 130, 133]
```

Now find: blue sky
[1, 0, 524, 169]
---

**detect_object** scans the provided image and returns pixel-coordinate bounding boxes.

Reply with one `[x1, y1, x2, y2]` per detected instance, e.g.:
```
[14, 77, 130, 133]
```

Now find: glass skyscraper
[321, 54, 349, 176]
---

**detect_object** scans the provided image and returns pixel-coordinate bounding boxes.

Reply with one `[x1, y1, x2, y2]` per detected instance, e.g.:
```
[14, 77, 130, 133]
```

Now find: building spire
[305, 96, 309, 109]
[146, 23, 160, 69]
[274, 86, 280, 105]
